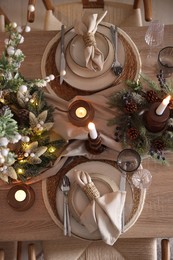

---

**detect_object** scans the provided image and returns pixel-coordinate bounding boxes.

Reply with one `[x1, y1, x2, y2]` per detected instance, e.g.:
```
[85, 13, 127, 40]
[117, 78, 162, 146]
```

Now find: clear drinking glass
[158, 46, 173, 77]
[145, 20, 164, 58]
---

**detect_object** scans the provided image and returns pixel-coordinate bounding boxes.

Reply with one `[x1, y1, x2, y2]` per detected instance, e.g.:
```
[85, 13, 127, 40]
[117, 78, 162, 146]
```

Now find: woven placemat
[41, 24, 141, 101]
[42, 156, 146, 240]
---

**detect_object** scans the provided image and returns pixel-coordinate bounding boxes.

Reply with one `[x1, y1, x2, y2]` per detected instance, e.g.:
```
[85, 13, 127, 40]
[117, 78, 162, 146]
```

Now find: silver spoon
[110, 25, 123, 76]
[117, 149, 141, 233]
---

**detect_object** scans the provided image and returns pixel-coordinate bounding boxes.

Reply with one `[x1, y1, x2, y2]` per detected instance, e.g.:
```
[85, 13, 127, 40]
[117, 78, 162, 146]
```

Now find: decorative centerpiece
[0, 23, 66, 183]
[108, 71, 173, 162]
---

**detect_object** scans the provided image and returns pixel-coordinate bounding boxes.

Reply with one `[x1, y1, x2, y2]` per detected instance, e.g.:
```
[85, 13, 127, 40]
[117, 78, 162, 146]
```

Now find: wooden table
[0, 25, 173, 241]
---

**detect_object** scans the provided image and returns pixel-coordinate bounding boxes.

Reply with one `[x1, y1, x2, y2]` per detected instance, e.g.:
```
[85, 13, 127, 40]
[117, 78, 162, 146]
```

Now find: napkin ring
[83, 32, 96, 47]
[83, 182, 100, 201]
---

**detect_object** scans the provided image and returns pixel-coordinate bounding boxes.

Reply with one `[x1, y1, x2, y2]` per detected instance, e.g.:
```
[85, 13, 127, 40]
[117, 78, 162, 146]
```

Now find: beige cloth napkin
[75, 170, 126, 245]
[74, 11, 107, 71]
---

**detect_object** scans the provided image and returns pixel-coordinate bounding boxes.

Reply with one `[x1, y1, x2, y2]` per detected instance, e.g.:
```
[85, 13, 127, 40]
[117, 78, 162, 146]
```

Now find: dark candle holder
[7, 184, 35, 211]
[85, 132, 105, 154]
[68, 100, 95, 127]
[144, 102, 170, 133]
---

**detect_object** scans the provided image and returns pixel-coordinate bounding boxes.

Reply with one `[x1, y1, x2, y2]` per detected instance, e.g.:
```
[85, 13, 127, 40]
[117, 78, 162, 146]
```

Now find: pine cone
[152, 139, 165, 151]
[127, 127, 139, 140]
[146, 90, 159, 103]
[124, 101, 137, 113]
[18, 109, 29, 126]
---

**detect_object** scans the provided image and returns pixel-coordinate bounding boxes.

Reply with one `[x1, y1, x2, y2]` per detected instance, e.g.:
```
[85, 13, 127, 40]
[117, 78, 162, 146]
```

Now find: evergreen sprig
[108, 74, 173, 163]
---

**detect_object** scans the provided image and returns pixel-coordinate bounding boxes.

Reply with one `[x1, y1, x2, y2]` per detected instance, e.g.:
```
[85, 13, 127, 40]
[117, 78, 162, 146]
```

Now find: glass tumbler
[158, 46, 173, 77]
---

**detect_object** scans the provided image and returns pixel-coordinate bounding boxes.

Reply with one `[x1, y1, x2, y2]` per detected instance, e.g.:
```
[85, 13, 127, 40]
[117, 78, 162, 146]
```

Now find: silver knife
[119, 170, 126, 233]
[60, 24, 66, 85]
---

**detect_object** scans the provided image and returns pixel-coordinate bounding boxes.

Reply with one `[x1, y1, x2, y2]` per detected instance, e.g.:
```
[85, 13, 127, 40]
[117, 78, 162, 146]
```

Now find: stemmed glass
[132, 168, 152, 189]
[117, 149, 152, 190]
[145, 20, 164, 59]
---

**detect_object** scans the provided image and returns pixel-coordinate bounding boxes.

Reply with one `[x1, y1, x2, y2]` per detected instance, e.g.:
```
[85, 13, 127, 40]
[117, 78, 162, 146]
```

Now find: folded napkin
[74, 11, 107, 71]
[75, 170, 126, 245]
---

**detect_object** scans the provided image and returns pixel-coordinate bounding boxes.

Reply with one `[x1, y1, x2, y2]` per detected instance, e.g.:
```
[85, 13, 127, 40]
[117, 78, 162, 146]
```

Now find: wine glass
[117, 149, 141, 173]
[145, 20, 164, 59]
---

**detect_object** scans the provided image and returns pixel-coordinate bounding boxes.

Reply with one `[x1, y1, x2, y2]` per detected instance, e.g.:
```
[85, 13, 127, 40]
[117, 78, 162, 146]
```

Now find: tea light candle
[7, 184, 35, 211]
[88, 122, 98, 139]
[68, 100, 95, 127]
[75, 107, 87, 118]
[14, 190, 26, 202]
[156, 95, 171, 115]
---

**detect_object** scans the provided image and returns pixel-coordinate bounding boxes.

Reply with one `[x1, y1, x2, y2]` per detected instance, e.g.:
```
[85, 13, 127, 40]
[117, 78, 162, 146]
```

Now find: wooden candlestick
[85, 132, 105, 154]
[7, 184, 35, 211]
[68, 100, 95, 127]
[144, 102, 170, 133]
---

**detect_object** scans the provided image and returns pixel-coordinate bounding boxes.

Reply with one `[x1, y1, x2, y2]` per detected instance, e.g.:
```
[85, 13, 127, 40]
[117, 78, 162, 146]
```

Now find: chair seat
[42, 237, 157, 260]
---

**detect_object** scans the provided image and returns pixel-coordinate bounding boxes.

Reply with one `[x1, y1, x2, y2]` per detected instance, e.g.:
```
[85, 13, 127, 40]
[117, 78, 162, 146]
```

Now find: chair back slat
[82, 0, 104, 8]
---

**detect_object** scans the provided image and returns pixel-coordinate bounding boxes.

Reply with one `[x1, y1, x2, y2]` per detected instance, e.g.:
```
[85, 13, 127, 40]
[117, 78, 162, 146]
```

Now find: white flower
[19, 35, 24, 44]
[17, 26, 23, 33]
[4, 39, 9, 45]
[60, 70, 66, 76]
[7, 46, 15, 56]
[49, 74, 55, 81]
[1, 148, 9, 157]
[28, 4, 35, 12]
[21, 136, 30, 143]
[25, 26, 31, 32]
[19, 85, 27, 93]
[15, 49, 23, 56]
[0, 137, 9, 147]
[11, 22, 17, 28]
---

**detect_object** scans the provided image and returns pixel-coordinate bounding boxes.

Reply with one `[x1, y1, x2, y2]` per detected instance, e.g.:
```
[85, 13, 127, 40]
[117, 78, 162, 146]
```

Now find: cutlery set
[60, 175, 71, 236]
[59, 24, 66, 85]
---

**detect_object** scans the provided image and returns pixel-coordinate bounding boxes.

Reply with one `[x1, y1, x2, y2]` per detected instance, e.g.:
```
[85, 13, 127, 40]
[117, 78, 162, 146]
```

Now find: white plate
[66, 34, 114, 78]
[55, 24, 126, 91]
[56, 161, 133, 240]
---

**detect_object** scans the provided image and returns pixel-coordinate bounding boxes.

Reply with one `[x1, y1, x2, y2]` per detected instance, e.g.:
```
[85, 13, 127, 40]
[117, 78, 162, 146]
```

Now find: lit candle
[88, 122, 98, 139]
[14, 190, 27, 202]
[156, 95, 171, 115]
[75, 107, 87, 118]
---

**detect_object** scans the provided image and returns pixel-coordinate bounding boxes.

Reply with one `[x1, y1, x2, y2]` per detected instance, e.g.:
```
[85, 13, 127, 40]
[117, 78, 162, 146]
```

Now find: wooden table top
[0, 25, 173, 241]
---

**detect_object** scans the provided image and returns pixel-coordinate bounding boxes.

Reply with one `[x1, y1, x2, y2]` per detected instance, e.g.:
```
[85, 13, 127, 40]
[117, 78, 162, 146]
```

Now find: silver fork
[60, 175, 71, 236]
[110, 25, 123, 76]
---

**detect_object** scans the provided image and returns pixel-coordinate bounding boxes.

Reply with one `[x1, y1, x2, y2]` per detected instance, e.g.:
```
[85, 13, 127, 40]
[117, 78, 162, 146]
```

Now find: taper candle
[88, 122, 97, 139]
[156, 95, 171, 115]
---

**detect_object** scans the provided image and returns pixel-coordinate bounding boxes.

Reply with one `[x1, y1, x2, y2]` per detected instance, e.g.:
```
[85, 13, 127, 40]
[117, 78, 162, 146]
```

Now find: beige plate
[66, 34, 114, 78]
[55, 23, 126, 91]
[54, 161, 146, 240]
[68, 172, 118, 222]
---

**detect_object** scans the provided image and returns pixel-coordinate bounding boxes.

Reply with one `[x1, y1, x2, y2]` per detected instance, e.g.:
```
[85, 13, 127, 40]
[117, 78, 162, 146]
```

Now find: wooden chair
[27, 238, 171, 260]
[27, 0, 152, 30]
[0, 6, 11, 32]
[0, 242, 18, 260]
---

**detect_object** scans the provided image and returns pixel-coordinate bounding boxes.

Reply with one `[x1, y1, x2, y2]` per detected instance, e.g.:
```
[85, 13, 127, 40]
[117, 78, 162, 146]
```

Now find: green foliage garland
[108, 73, 173, 163]
[0, 23, 66, 182]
